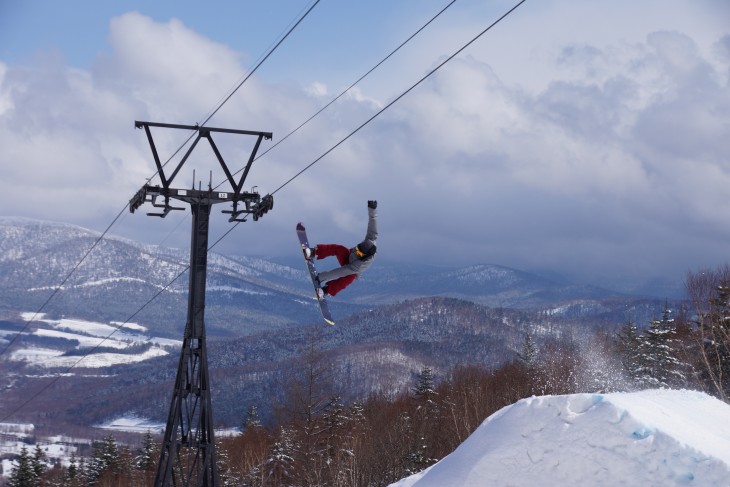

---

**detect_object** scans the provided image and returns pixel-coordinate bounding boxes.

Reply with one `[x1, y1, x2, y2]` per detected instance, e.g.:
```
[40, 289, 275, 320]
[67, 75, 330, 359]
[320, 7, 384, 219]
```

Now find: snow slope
[390, 389, 730, 487]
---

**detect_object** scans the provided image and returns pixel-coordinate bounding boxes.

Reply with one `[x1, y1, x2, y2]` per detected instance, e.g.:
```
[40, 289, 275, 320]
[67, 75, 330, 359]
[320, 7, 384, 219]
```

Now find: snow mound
[390, 389, 730, 487]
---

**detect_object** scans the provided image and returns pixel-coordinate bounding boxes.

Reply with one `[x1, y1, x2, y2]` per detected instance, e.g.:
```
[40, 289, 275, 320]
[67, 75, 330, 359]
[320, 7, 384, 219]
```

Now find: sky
[1, 0, 729, 290]
[388, 389, 730, 486]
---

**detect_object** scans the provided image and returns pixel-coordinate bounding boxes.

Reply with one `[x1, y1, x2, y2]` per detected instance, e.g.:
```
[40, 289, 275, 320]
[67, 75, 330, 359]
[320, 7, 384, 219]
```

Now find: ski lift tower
[129, 121, 273, 487]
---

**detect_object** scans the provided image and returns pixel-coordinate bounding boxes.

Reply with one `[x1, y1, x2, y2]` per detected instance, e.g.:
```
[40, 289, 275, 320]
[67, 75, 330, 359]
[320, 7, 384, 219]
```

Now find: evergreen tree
[63, 454, 79, 487]
[409, 367, 440, 476]
[73, 468, 84, 487]
[265, 427, 297, 486]
[617, 319, 645, 388]
[136, 429, 157, 471]
[518, 332, 539, 395]
[638, 305, 683, 388]
[320, 394, 348, 485]
[9, 445, 36, 487]
[406, 434, 430, 476]
[87, 434, 119, 483]
[31, 444, 46, 483]
[413, 366, 437, 408]
[242, 404, 262, 433]
[392, 411, 414, 480]
[114, 446, 137, 485]
[323, 395, 346, 447]
[348, 401, 366, 429]
[76, 457, 89, 487]
[518, 332, 538, 367]
[216, 446, 240, 487]
[57, 467, 71, 487]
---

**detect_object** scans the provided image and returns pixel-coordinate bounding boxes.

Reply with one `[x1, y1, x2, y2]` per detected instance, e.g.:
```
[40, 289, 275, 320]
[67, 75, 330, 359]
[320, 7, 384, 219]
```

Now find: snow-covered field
[20, 313, 180, 347]
[5, 313, 180, 369]
[95, 415, 165, 434]
[11, 345, 170, 368]
[389, 389, 730, 486]
[95, 415, 239, 438]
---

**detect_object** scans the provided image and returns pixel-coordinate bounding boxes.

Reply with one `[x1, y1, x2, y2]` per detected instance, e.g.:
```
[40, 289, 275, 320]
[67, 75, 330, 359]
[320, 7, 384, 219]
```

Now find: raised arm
[365, 200, 378, 244]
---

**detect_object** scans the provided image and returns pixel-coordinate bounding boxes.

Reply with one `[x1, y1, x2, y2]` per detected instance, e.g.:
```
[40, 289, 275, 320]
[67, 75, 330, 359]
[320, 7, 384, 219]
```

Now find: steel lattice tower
[130, 121, 273, 487]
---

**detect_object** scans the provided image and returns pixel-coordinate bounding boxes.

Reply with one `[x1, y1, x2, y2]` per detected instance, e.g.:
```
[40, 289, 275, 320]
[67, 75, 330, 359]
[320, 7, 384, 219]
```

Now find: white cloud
[352, 20, 730, 279]
[1, 3, 728, 285]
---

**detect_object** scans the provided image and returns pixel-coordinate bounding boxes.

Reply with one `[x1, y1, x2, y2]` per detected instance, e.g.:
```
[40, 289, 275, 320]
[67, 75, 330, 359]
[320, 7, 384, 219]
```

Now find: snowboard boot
[316, 287, 325, 299]
[304, 246, 317, 260]
[314, 273, 327, 289]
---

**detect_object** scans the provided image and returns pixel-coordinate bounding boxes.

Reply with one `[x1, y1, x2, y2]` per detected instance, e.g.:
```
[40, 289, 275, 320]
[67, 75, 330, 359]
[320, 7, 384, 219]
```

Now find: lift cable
[271, 0, 527, 196]
[142, 0, 322, 182]
[0, 1, 320, 359]
[200, 0, 321, 127]
[214, 0, 458, 190]
[197, 0, 321, 127]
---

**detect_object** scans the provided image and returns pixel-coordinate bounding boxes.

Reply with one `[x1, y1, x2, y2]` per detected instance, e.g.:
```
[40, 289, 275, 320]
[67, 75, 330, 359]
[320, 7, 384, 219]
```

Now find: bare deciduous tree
[686, 265, 730, 401]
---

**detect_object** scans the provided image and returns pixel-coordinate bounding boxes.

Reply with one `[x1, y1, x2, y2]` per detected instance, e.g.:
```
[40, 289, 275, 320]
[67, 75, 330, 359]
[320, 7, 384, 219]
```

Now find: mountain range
[0, 216, 681, 429]
[0, 217, 678, 336]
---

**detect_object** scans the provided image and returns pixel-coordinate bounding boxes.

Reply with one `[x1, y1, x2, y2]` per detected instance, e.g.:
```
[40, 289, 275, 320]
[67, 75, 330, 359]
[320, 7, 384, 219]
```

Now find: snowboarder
[303, 200, 378, 297]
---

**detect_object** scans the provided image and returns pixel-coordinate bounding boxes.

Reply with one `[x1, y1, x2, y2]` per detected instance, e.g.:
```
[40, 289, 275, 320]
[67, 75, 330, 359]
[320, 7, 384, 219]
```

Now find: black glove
[368, 200, 377, 209]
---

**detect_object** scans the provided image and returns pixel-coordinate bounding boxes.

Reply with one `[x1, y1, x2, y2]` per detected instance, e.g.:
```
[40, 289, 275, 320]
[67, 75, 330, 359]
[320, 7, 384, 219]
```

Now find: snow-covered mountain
[0, 217, 341, 335]
[389, 389, 730, 486]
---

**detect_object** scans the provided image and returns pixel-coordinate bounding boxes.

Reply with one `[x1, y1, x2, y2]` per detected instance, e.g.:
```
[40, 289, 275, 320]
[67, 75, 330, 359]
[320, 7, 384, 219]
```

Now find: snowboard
[296, 223, 335, 325]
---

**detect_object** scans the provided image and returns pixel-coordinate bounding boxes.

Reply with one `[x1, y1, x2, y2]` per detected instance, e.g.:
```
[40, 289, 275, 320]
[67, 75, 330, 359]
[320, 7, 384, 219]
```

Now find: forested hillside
[11, 261, 730, 486]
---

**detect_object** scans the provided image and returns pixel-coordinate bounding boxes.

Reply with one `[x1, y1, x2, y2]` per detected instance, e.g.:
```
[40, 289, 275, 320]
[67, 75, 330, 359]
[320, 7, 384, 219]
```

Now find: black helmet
[355, 240, 377, 260]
